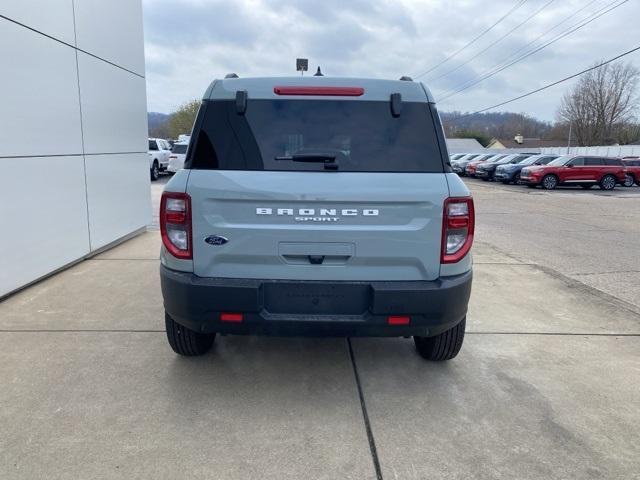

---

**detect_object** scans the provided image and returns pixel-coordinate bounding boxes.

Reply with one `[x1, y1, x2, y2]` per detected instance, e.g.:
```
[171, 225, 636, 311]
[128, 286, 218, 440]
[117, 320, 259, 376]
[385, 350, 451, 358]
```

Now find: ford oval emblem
[204, 235, 229, 246]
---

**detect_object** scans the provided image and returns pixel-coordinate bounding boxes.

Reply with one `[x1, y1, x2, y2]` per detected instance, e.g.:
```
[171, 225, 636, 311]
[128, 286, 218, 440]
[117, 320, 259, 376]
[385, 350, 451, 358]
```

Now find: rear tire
[150, 161, 160, 181]
[414, 317, 466, 361]
[623, 174, 634, 187]
[542, 174, 558, 190]
[165, 312, 215, 356]
[599, 174, 616, 191]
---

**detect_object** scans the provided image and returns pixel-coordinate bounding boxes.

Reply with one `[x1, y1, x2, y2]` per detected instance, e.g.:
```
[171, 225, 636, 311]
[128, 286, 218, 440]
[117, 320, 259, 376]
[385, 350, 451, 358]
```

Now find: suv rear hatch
[186, 92, 450, 282]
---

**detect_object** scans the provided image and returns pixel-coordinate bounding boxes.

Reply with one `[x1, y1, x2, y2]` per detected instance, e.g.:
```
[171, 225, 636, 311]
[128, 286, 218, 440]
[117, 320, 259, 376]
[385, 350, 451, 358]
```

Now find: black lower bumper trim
[160, 266, 472, 337]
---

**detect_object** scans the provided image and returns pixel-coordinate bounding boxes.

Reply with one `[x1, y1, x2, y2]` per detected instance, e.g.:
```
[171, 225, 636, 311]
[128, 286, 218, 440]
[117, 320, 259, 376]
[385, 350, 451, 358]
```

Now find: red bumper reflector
[220, 313, 243, 323]
[388, 316, 410, 325]
[273, 86, 364, 96]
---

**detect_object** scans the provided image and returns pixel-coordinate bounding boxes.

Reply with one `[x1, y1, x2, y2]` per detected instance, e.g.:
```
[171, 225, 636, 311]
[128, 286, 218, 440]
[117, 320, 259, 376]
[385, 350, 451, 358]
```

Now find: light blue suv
[159, 75, 474, 360]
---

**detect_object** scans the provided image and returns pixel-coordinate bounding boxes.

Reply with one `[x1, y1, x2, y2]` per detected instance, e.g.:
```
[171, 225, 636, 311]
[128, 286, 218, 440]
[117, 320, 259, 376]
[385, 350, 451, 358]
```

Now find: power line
[414, 0, 528, 79]
[439, 0, 629, 101]
[429, 0, 556, 82]
[440, 0, 629, 100]
[460, 45, 640, 117]
[481, 0, 600, 81]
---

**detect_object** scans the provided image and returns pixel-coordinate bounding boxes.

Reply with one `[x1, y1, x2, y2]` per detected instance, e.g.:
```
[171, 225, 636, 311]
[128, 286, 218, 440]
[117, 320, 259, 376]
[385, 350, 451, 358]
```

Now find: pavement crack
[570, 270, 640, 276]
[347, 338, 383, 480]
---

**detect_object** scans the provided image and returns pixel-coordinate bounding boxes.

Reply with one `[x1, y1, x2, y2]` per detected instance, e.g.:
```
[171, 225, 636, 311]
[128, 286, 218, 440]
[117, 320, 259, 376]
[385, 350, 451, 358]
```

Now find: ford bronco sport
[160, 76, 474, 361]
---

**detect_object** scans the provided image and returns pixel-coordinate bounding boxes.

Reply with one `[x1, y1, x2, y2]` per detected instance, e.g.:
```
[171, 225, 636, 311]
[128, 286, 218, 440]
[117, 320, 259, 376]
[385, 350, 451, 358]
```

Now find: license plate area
[264, 282, 371, 315]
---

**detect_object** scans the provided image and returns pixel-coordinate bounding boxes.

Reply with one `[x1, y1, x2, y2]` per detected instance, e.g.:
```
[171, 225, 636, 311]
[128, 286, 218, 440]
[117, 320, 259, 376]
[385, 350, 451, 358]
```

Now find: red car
[622, 157, 640, 187]
[520, 155, 626, 190]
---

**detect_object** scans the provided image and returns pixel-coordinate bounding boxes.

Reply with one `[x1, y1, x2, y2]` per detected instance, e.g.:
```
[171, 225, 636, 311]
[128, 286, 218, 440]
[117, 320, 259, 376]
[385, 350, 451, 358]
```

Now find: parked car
[622, 157, 640, 186]
[450, 153, 467, 162]
[160, 75, 474, 361]
[520, 155, 626, 190]
[167, 142, 189, 173]
[465, 154, 506, 177]
[451, 153, 481, 175]
[148, 138, 172, 180]
[494, 154, 557, 184]
[453, 153, 496, 176]
[476, 154, 534, 181]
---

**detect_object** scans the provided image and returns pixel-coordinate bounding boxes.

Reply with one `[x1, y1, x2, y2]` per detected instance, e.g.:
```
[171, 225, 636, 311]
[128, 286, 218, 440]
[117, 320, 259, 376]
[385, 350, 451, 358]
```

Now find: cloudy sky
[142, 0, 639, 121]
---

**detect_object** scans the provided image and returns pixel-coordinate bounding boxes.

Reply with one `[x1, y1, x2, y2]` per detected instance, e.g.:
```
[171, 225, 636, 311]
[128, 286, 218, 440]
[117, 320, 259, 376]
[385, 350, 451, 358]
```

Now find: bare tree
[557, 61, 639, 146]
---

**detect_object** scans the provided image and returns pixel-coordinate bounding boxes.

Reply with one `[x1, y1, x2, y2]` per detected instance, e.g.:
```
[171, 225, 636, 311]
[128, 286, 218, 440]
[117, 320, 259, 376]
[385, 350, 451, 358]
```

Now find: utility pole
[567, 123, 572, 154]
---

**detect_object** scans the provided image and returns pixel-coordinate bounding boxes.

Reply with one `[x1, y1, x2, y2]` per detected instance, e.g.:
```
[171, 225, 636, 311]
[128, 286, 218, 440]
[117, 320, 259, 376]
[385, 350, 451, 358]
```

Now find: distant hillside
[148, 112, 170, 137]
[148, 112, 169, 130]
[440, 111, 555, 143]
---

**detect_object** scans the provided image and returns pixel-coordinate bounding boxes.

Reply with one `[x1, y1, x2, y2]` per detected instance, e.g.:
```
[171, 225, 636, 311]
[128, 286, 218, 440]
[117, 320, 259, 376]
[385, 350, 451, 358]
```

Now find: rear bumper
[160, 265, 472, 337]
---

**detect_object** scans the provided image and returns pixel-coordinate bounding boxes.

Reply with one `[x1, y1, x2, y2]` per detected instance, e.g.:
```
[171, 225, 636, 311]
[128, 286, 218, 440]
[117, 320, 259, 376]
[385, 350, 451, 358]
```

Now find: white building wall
[0, 2, 149, 297]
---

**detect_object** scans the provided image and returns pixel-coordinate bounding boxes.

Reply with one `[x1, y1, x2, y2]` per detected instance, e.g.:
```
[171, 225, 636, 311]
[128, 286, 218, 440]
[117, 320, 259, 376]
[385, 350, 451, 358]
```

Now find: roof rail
[225, 73, 239, 79]
[399, 76, 413, 81]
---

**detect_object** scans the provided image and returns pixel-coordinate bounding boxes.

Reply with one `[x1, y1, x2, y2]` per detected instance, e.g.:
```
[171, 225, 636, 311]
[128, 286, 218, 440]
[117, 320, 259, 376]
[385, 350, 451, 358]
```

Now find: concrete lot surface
[1, 177, 639, 479]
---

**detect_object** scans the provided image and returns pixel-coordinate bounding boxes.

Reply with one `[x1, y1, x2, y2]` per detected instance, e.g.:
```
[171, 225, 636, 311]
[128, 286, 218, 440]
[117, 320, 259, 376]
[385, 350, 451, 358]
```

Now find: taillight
[388, 316, 410, 325]
[441, 197, 474, 264]
[220, 313, 243, 323]
[160, 192, 192, 259]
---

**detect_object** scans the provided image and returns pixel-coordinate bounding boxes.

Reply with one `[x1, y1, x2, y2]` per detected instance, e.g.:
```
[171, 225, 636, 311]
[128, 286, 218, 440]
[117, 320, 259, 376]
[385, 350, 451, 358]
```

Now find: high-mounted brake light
[160, 192, 192, 259]
[273, 86, 364, 96]
[441, 197, 474, 264]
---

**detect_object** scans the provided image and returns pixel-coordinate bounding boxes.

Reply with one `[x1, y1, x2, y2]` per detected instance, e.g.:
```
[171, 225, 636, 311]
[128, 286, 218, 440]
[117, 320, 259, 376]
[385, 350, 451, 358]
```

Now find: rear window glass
[149, 140, 158, 151]
[172, 144, 188, 154]
[188, 100, 445, 172]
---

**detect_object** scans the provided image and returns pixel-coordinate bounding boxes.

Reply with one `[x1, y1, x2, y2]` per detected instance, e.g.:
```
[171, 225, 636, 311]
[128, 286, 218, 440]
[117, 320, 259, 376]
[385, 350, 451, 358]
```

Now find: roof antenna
[313, 66, 324, 77]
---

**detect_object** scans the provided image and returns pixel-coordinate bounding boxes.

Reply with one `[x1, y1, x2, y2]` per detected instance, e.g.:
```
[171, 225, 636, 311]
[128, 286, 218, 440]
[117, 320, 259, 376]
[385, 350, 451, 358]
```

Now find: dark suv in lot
[520, 155, 626, 190]
[494, 154, 558, 184]
[476, 153, 533, 181]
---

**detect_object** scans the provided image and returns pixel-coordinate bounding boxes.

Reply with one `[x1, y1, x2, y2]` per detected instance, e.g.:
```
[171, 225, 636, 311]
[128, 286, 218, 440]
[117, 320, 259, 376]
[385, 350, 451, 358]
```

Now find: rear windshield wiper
[275, 153, 339, 170]
[275, 153, 337, 163]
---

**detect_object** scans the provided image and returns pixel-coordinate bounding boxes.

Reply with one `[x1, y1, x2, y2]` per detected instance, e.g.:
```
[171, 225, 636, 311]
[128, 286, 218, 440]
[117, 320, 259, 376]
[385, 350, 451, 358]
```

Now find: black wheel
[514, 172, 522, 184]
[581, 184, 593, 190]
[623, 174, 634, 187]
[150, 161, 160, 181]
[599, 174, 616, 191]
[414, 317, 466, 361]
[542, 174, 558, 190]
[165, 312, 215, 356]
